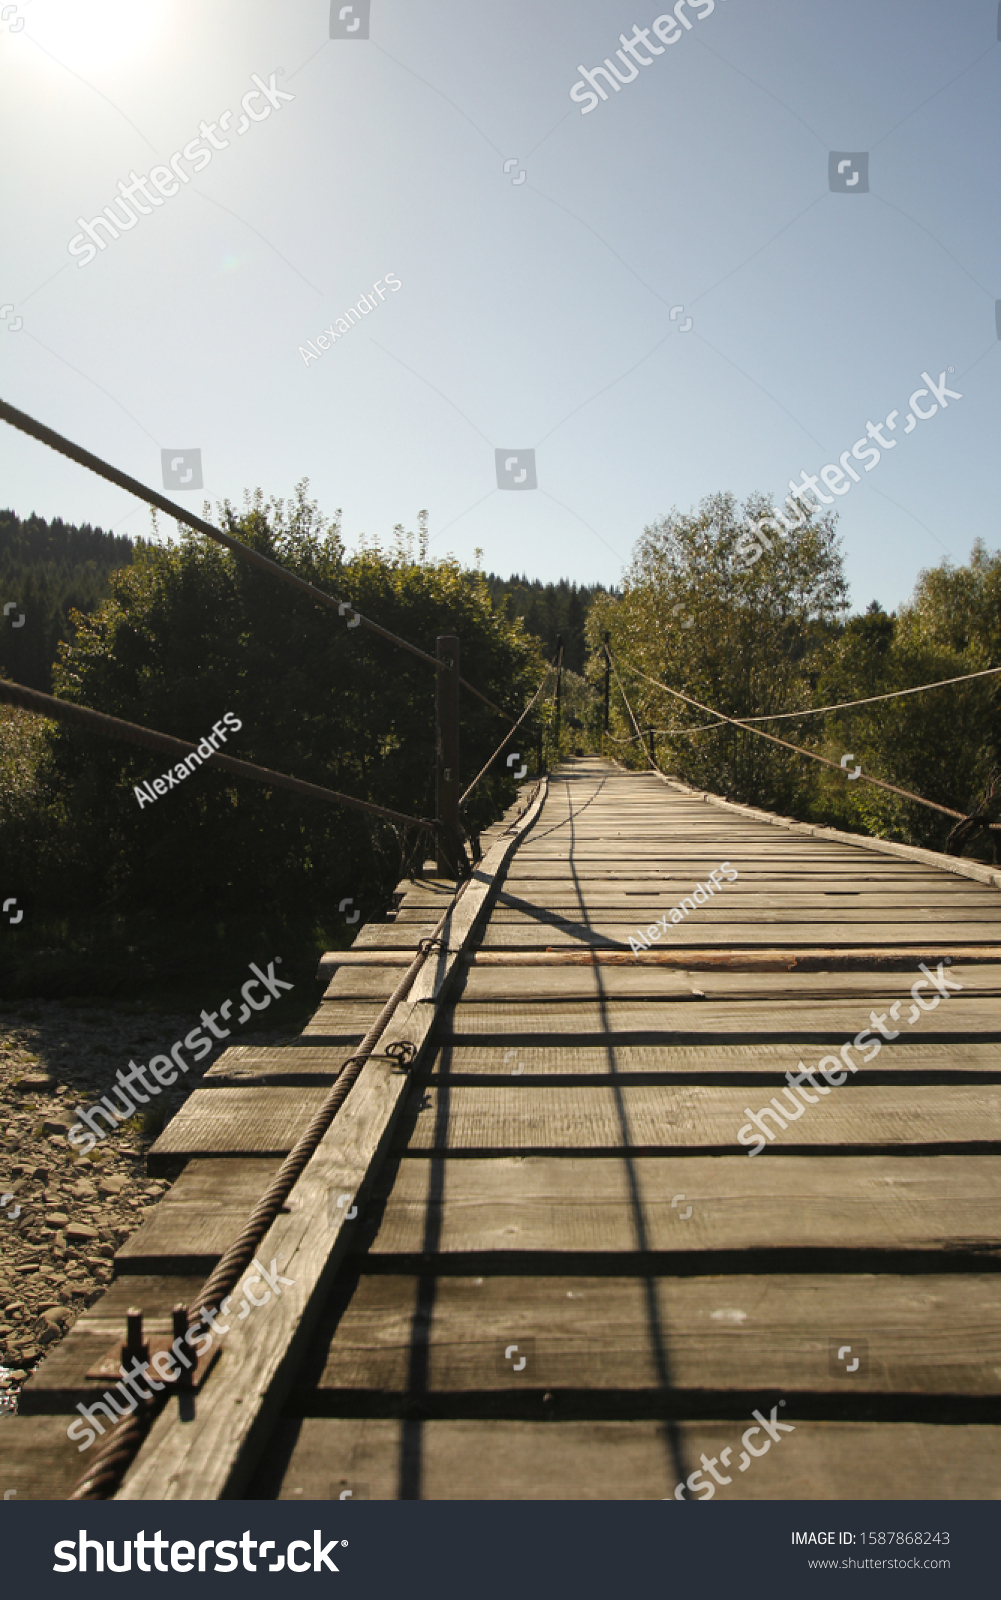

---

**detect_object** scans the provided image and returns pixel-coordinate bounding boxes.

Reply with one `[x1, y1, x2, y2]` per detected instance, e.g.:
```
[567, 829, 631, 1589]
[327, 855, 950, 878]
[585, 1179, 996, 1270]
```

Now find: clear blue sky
[1, 0, 998, 610]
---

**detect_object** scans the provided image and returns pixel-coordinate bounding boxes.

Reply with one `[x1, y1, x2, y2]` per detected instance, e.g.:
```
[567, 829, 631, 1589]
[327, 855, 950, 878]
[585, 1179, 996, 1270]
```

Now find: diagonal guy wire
[369, 339, 494, 448]
[191, 191, 325, 297]
[369, 40, 505, 157]
[869, 43, 997, 151]
[615, 647, 970, 821]
[20, 332, 162, 447]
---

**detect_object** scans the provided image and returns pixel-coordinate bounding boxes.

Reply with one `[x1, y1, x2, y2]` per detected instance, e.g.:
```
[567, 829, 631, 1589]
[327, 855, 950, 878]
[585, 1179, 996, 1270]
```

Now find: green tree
[7, 485, 545, 921]
[811, 548, 1001, 850]
[587, 491, 847, 811]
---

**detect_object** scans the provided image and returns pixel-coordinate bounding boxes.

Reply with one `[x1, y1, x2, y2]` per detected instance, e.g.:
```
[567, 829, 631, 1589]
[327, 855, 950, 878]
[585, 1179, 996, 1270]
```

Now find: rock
[43, 1213, 69, 1228]
[98, 1176, 125, 1196]
[90, 1244, 114, 1261]
[15, 1075, 53, 1092]
[68, 1182, 97, 1201]
[65, 1222, 99, 1243]
[41, 1120, 71, 1137]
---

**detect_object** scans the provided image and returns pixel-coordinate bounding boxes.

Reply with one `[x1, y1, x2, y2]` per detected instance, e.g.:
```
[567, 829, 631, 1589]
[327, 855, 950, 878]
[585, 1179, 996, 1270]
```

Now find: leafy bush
[3, 485, 545, 924]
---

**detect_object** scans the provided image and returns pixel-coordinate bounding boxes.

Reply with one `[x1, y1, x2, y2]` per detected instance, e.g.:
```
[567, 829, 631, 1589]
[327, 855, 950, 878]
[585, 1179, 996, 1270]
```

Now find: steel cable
[68, 905, 463, 1500]
[605, 646, 971, 822]
[0, 398, 517, 722]
[0, 677, 433, 832]
[459, 653, 557, 807]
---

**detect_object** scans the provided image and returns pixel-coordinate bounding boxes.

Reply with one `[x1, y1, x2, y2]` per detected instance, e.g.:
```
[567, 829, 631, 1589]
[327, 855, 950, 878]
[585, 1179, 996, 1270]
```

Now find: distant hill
[483, 574, 612, 673]
[0, 511, 135, 690]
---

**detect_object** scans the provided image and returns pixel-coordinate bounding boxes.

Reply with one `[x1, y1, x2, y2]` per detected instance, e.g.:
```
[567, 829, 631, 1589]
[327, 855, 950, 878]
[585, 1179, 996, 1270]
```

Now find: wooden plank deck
[263, 757, 1001, 1499]
[7, 758, 999, 1501]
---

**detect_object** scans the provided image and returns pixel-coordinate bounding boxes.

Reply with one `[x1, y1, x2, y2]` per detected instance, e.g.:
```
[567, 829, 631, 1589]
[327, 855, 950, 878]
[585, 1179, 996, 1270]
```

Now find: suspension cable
[0, 677, 434, 832]
[683, 663, 1001, 725]
[607, 648, 970, 823]
[602, 662, 1001, 740]
[605, 646, 657, 774]
[459, 654, 556, 807]
[542, 644, 564, 769]
[0, 397, 516, 723]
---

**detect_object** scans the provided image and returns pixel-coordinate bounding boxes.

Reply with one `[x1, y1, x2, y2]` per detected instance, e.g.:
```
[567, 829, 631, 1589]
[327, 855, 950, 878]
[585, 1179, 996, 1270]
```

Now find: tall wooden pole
[602, 632, 611, 750]
[435, 635, 461, 876]
[554, 634, 563, 757]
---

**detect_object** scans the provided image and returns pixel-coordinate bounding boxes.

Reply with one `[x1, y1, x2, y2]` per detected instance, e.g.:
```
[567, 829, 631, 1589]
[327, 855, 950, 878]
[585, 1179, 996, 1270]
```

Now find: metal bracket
[85, 1305, 219, 1390]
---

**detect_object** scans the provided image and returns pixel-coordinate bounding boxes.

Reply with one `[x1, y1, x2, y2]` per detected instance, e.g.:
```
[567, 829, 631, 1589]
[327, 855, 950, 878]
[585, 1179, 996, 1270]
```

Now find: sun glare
[28, 0, 165, 75]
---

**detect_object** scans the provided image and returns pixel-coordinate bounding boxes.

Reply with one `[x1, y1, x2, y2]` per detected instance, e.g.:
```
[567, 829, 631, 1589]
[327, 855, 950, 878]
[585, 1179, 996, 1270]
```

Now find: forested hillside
[0, 510, 135, 690]
[484, 574, 610, 672]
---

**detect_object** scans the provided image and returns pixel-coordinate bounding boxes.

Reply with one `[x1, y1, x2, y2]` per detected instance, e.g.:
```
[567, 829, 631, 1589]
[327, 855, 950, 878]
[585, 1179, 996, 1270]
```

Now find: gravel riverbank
[0, 999, 291, 1412]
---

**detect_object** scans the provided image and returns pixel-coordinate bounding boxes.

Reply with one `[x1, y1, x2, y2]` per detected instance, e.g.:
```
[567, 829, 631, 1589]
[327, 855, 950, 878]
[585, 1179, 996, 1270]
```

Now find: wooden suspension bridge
[6, 756, 1001, 1500]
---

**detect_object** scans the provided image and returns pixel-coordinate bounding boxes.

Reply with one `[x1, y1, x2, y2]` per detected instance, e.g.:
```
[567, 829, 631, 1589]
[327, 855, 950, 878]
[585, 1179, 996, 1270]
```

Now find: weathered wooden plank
[476, 906, 1001, 929]
[409, 876, 1001, 896]
[453, 964, 1001, 1002]
[115, 1161, 281, 1271]
[476, 921, 1001, 949]
[257, 1416, 1001, 1500]
[291, 1000, 385, 1037]
[429, 1039, 1001, 1078]
[0, 1416, 99, 1499]
[359, 1154, 1001, 1261]
[357, 921, 1001, 951]
[146, 1088, 331, 1169]
[350, 923, 438, 950]
[452, 887, 1001, 910]
[322, 966, 418, 999]
[300, 1271, 1001, 1399]
[395, 1083, 1001, 1155]
[317, 951, 417, 979]
[437, 999, 1000, 1040]
[203, 1045, 349, 1086]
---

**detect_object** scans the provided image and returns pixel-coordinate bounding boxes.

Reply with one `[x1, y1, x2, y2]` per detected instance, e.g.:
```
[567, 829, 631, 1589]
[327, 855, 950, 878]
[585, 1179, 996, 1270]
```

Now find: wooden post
[554, 634, 563, 757]
[537, 724, 545, 777]
[436, 635, 461, 876]
[602, 632, 611, 747]
[647, 725, 656, 766]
